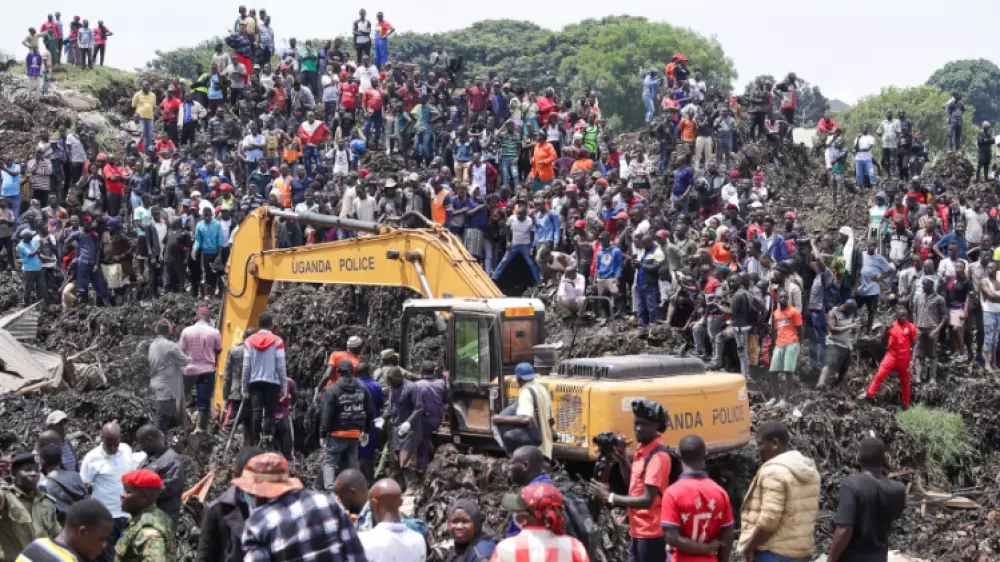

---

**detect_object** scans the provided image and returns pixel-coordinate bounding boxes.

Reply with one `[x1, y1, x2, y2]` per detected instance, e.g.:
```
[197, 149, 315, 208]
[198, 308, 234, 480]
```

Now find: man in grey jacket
[241, 312, 287, 447]
[147, 319, 189, 432]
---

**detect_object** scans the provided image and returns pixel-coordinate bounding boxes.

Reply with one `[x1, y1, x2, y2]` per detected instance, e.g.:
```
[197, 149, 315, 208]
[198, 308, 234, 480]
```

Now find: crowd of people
[21, 14, 113, 94]
[0, 4, 961, 562]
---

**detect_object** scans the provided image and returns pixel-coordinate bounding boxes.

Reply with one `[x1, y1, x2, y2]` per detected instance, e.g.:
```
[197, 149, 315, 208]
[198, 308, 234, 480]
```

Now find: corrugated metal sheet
[0, 303, 40, 341]
[0, 329, 58, 393]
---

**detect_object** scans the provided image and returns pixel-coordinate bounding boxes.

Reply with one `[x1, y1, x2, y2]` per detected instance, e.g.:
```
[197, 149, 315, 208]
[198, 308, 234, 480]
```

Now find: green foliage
[147, 38, 224, 80]
[838, 85, 976, 155]
[927, 59, 1000, 126]
[896, 405, 974, 477]
[147, 17, 736, 131]
[796, 83, 829, 126]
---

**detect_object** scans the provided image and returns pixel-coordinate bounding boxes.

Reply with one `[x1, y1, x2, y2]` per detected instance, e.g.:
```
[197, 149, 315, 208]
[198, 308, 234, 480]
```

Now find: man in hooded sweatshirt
[739, 420, 820, 562]
[241, 312, 288, 448]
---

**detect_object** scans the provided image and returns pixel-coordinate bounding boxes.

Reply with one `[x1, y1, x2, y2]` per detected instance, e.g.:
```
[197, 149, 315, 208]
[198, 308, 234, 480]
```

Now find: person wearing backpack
[38, 443, 87, 526]
[588, 399, 673, 562]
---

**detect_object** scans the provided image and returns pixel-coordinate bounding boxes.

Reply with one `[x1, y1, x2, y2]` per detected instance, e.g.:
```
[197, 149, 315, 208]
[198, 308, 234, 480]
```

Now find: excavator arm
[213, 206, 503, 411]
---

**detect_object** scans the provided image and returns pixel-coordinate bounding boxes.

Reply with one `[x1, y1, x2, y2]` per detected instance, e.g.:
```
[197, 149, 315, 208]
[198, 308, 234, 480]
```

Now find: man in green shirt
[499, 120, 521, 188]
[298, 40, 320, 99]
[410, 95, 440, 167]
[0, 453, 60, 561]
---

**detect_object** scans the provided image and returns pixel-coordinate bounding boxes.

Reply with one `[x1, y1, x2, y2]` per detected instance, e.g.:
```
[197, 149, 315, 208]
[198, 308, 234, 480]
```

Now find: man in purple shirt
[178, 306, 222, 432]
[26, 46, 43, 94]
[413, 361, 446, 472]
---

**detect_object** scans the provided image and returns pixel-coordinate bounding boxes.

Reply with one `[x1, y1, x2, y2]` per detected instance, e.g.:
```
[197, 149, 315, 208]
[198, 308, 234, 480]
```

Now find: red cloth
[817, 117, 840, 133]
[868, 354, 911, 407]
[340, 83, 358, 110]
[519, 483, 567, 536]
[362, 87, 384, 113]
[159, 97, 181, 124]
[661, 474, 734, 562]
[122, 469, 163, 489]
[236, 54, 252, 85]
[885, 320, 917, 358]
[468, 86, 488, 111]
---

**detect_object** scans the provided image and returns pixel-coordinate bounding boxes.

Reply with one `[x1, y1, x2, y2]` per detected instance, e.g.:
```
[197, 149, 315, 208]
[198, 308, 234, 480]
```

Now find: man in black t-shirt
[827, 437, 905, 562]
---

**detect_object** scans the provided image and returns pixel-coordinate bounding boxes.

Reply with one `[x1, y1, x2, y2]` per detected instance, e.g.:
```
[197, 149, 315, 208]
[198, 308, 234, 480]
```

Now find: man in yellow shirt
[131, 83, 157, 153]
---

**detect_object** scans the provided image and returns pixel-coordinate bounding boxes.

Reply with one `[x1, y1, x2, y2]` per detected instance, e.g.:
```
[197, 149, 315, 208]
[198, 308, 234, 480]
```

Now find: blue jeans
[491, 244, 540, 284]
[500, 158, 518, 188]
[415, 130, 434, 162]
[213, 143, 229, 164]
[658, 147, 673, 176]
[856, 159, 875, 187]
[755, 551, 808, 562]
[322, 436, 359, 489]
[6, 194, 20, 220]
[636, 284, 659, 327]
[643, 96, 655, 122]
[76, 261, 109, 301]
[185, 372, 214, 416]
[629, 537, 665, 562]
[364, 111, 383, 149]
[304, 145, 321, 178]
[810, 309, 828, 368]
[140, 118, 154, 152]
[716, 134, 733, 169]
[483, 240, 497, 276]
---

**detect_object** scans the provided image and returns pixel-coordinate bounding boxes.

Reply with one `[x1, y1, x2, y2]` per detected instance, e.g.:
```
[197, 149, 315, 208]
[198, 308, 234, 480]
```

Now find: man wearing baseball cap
[493, 363, 554, 459]
[320, 359, 375, 489]
[0, 452, 60, 559]
[115, 469, 174, 562]
[320, 336, 363, 394]
[44, 410, 77, 472]
[237, 453, 366, 561]
[178, 306, 222, 433]
[493, 483, 589, 562]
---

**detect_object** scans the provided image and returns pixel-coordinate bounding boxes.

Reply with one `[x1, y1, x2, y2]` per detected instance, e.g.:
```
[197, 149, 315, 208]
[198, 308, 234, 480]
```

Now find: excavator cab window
[454, 316, 492, 384]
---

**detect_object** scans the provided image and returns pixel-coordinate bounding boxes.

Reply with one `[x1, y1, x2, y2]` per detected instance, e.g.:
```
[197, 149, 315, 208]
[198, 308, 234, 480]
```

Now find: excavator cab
[400, 298, 545, 441]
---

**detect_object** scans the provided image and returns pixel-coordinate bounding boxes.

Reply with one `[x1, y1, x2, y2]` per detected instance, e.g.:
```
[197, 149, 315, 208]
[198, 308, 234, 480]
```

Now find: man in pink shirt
[178, 306, 222, 432]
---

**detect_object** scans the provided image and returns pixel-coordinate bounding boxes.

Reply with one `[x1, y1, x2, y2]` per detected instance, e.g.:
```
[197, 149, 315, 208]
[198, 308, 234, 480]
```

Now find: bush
[896, 405, 974, 477]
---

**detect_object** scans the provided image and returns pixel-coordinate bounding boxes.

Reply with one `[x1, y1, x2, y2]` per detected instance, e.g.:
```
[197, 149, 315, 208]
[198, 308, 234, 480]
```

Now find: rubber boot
[928, 359, 938, 385]
[191, 412, 203, 434]
[197, 411, 210, 432]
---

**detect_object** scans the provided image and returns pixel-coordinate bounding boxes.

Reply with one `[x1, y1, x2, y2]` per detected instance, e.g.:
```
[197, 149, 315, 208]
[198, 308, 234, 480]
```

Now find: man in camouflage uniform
[114, 470, 175, 562]
[0, 452, 60, 561]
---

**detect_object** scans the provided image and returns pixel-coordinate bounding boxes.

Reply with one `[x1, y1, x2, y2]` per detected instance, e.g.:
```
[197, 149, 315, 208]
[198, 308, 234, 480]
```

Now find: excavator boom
[213, 206, 503, 411]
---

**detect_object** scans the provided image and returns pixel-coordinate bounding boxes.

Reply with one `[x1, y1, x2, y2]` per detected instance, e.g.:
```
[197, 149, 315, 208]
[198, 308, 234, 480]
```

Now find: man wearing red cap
[493, 483, 589, 562]
[115, 469, 174, 562]
[237, 453, 366, 561]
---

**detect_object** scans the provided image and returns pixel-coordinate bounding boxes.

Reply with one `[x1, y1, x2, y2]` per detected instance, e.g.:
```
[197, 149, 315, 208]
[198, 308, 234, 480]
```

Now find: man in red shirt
[103, 154, 126, 218]
[396, 80, 420, 112]
[159, 87, 182, 146]
[662, 435, 734, 562]
[467, 77, 489, 125]
[865, 304, 917, 407]
[589, 399, 672, 562]
[362, 77, 385, 150]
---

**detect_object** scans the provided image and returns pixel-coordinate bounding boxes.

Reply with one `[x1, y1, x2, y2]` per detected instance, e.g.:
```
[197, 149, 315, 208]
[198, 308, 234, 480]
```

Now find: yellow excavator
[215, 206, 751, 460]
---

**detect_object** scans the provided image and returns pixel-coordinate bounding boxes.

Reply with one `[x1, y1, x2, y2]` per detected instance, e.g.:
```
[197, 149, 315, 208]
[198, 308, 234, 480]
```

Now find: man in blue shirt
[17, 230, 47, 306]
[594, 231, 624, 317]
[642, 68, 661, 123]
[65, 217, 110, 305]
[1, 156, 22, 220]
[671, 156, 693, 213]
[533, 200, 560, 258]
[193, 207, 225, 298]
[934, 222, 970, 260]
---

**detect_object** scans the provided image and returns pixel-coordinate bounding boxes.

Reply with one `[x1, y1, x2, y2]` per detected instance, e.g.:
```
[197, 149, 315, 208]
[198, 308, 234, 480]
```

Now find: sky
[5, 0, 1000, 104]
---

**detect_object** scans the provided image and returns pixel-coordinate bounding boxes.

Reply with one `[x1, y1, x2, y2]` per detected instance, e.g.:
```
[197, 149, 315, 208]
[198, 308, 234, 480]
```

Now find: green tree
[796, 83, 829, 126]
[927, 59, 1000, 126]
[147, 38, 223, 80]
[838, 85, 976, 155]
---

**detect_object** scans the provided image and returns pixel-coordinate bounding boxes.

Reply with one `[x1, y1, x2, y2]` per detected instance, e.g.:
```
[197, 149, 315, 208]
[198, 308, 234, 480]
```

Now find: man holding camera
[589, 399, 673, 562]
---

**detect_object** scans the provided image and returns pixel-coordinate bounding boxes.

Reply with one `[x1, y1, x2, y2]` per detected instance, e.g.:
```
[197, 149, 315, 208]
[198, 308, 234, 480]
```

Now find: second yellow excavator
[215, 207, 750, 460]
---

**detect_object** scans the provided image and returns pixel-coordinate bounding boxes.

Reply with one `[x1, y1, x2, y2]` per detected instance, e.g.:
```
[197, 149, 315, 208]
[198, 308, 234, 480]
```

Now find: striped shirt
[490, 528, 589, 562]
[16, 538, 81, 562]
[178, 321, 222, 376]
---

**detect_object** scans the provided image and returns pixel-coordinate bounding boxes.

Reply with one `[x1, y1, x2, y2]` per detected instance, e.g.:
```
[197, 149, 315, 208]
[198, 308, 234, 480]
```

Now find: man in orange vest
[430, 177, 452, 226]
[528, 130, 556, 193]
[272, 164, 293, 208]
[315, 336, 364, 401]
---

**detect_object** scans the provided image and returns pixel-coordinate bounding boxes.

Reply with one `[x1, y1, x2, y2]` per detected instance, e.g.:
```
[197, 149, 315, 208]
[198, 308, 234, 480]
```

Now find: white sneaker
[764, 398, 778, 408]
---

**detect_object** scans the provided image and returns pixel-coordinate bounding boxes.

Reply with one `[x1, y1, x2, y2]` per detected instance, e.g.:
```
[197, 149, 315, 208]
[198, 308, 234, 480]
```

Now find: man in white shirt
[80, 422, 137, 562]
[557, 266, 586, 315]
[354, 55, 378, 95]
[854, 124, 877, 188]
[359, 479, 427, 562]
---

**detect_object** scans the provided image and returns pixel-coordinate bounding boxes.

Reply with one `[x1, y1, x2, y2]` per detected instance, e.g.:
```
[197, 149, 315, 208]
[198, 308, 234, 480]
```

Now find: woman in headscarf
[492, 484, 589, 562]
[709, 225, 735, 271]
[444, 499, 495, 562]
